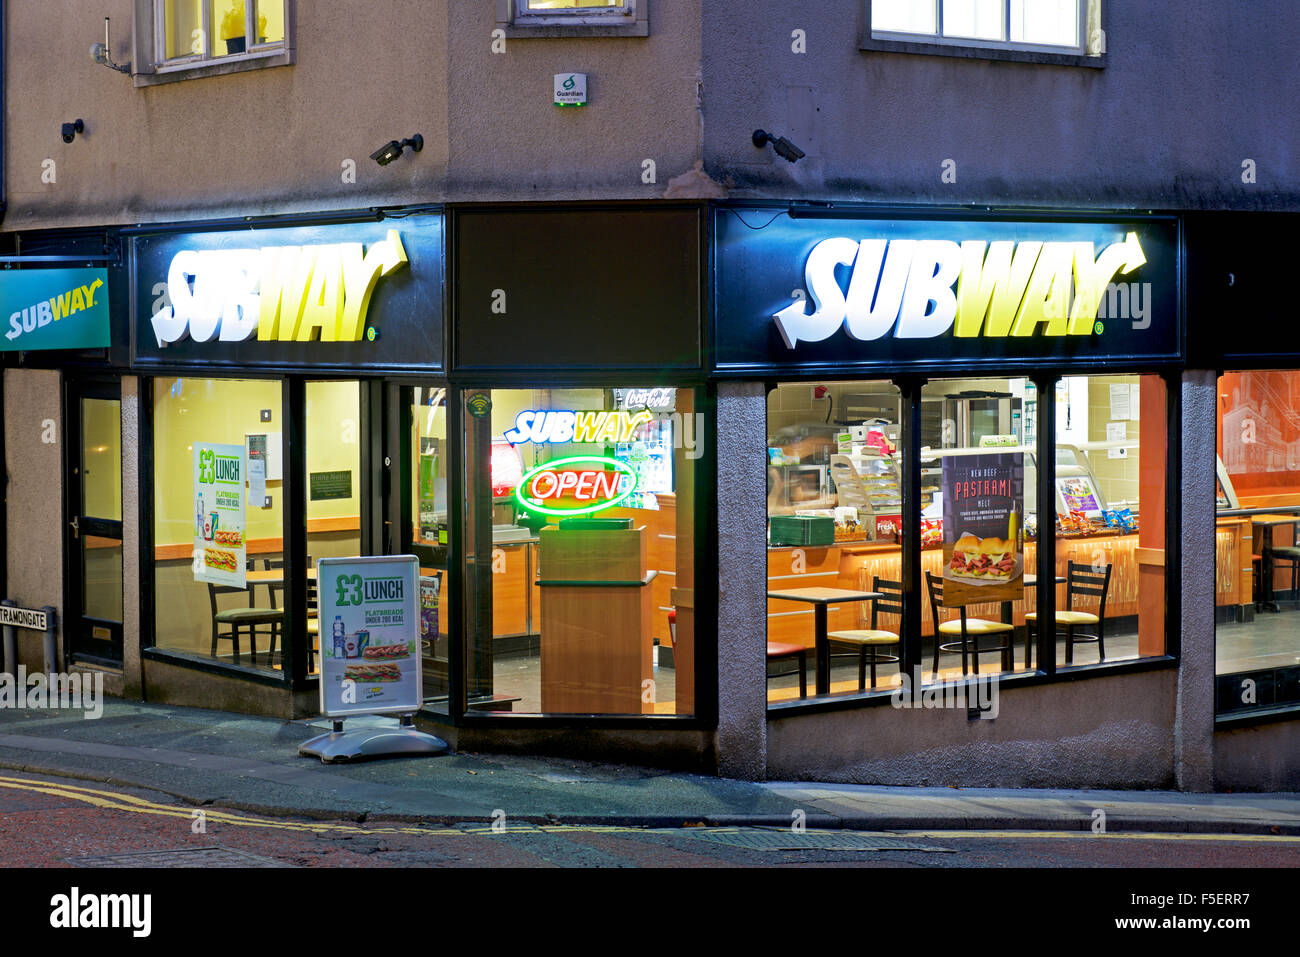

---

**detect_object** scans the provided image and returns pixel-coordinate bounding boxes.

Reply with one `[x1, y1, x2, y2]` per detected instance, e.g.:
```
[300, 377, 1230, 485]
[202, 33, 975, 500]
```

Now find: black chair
[827, 575, 902, 689]
[258, 558, 287, 665]
[208, 570, 282, 666]
[1025, 560, 1112, 665]
[925, 571, 1015, 676]
[305, 556, 318, 673]
[1266, 545, 1300, 605]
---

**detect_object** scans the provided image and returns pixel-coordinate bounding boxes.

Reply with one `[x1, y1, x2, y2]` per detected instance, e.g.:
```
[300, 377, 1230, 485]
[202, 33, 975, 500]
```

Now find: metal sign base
[298, 725, 449, 764]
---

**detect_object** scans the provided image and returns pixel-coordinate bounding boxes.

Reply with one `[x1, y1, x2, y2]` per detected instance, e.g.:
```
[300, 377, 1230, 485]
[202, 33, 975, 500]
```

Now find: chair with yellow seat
[1025, 560, 1111, 665]
[827, 575, 902, 689]
[924, 571, 1015, 676]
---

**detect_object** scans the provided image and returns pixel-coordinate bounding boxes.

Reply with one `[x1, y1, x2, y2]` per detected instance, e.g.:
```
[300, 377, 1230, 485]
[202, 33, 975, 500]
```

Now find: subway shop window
[461, 385, 699, 716]
[151, 376, 287, 676]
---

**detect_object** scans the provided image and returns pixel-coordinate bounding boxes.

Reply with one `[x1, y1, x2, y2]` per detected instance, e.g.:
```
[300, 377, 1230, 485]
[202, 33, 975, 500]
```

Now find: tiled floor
[1216, 609, 1300, 673]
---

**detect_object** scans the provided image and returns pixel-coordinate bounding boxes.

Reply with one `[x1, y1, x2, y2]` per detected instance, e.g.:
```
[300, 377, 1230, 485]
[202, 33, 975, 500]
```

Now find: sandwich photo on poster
[941, 452, 1025, 605]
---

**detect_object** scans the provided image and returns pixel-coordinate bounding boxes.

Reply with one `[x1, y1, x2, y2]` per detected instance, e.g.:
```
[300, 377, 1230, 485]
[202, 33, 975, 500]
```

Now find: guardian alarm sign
[712, 207, 1180, 373]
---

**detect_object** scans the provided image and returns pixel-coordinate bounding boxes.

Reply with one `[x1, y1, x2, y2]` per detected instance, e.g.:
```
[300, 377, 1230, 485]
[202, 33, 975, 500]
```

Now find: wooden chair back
[871, 576, 904, 630]
[1066, 560, 1111, 619]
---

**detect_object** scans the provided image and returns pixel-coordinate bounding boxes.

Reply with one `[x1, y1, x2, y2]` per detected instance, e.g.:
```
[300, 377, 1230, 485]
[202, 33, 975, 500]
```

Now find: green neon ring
[513, 455, 638, 517]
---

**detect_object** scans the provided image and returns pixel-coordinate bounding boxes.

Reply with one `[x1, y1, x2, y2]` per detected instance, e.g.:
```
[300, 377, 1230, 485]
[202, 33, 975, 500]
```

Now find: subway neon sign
[774, 232, 1147, 348]
[503, 409, 653, 445]
[514, 456, 637, 516]
[150, 230, 408, 346]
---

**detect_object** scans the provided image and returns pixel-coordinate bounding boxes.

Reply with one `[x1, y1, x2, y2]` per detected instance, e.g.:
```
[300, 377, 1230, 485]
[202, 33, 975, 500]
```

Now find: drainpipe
[0, 0, 7, 227]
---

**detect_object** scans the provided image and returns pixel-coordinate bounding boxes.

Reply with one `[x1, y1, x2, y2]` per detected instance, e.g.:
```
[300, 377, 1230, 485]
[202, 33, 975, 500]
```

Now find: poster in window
[193, 442, 247, 587]
[941, 452, 1024, 605]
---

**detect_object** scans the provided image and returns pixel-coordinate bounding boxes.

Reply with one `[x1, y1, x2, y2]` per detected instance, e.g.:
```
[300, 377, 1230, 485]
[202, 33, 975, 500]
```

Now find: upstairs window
[159, 0, 286, 63]
[499, 0, 648, 38]
[866, 0, 1103, 65]
[135, 0, 294, 84]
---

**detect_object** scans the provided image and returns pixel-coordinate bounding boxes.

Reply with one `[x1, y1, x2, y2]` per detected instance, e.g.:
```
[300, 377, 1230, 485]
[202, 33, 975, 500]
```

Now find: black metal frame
[763, 367, 1182, 717]
[62, 373, 126, 667]
[436, 379, 718, 732]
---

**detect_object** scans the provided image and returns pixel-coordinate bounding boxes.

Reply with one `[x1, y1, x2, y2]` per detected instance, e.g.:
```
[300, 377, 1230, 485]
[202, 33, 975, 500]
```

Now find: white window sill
[134, 47, 294, 87]
[862, 33, 1104, 68]
[502, 15, 647, 38]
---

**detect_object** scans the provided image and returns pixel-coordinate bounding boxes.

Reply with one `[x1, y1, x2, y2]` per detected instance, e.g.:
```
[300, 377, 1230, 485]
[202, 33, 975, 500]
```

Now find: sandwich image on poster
[941, 452, 1025, 605]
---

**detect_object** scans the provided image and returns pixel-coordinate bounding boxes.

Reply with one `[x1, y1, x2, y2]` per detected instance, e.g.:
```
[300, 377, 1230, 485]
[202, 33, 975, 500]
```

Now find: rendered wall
[3, 370, 64, 667]
[4, 0, 450, 229]
[767, 669, 1177, 788]
[701, 0, 1300, 210]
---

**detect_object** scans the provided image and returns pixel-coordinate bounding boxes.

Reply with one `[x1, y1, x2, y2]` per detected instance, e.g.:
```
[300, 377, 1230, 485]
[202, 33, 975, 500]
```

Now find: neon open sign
[514, 455, 637, 517]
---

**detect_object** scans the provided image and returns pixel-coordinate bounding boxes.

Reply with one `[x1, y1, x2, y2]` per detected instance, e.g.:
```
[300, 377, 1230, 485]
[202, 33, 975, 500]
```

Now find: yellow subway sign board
[773, 232, 1148, 347]
[712, 211, 1178, 371]
[1, 269, 110, 352]
[150, 230, 407, 346]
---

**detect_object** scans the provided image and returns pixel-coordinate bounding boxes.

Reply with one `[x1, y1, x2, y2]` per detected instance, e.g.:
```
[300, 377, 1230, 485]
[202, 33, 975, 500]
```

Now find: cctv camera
[61, 119, 85, 144]
[771, 136, 806, 163]
[752, 128, 806, 164]
[370, 135, 424, 166]
[370, 140, 403, 166]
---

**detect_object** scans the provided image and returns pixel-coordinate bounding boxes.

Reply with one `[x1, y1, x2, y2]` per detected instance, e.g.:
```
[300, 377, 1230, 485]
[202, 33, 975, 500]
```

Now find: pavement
[1, 699, 1298, 834]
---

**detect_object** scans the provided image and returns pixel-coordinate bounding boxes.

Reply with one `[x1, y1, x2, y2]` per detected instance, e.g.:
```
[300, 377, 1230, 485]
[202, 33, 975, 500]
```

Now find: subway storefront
[130, 213, 447, 716]
[5, 203, 1300, 788]
[4, 205, 717, 768]
[711, 205, 1205, 785]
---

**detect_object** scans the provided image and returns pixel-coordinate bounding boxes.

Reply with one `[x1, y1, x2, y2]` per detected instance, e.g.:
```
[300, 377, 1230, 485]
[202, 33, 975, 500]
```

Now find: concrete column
[121, 377, 144, 698]
[3, 370, 64, 668]
[715, 381, 768, 779]
[1176, 370, 1216, 791]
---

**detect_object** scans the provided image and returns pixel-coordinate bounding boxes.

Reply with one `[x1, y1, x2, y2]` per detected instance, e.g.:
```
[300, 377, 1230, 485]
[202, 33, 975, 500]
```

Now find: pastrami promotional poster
[941, 452, 1025, 605]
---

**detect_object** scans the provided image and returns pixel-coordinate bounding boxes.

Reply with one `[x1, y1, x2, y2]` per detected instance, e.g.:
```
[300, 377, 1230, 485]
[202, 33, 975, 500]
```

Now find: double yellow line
[2, 774, 1295, 844]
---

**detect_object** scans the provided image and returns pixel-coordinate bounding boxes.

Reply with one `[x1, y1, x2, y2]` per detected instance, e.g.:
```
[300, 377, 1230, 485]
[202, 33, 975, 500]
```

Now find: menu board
[941, 452, 1025, 605]
[318, 555, 422, 717]
[193, 442, 247, 588]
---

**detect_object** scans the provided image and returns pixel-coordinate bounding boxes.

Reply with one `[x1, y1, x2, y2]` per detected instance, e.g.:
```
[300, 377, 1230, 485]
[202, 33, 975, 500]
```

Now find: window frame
[497, 0, 648, 39]
[444, 379, 715, 729]
[861, 0, 1105, 69]
[765, 368, 1181, 718]
[132, 0, 296, 87]
[1213, 367, 1300, 726]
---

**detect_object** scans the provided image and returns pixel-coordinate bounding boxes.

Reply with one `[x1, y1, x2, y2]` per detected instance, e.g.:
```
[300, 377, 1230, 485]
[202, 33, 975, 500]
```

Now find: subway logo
[774, 232, 1147, 348]
[150, 230, 407, 346]
[5, 277, 104, 343]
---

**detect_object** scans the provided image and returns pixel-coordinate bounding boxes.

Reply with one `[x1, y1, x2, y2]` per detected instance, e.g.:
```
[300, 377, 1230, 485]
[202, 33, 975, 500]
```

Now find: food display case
[1054, 442, 1138, 519]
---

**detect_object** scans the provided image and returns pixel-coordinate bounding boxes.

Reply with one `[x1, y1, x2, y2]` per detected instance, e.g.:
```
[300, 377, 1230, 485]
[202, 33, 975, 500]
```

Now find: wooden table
[1248, 515, 1300, 612]
[766, 586, 881, 695]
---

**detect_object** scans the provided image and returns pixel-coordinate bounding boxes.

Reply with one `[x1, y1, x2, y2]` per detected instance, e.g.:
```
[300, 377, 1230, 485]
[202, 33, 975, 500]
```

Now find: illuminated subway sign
[503, 409, 653, 445]
[150, 230, 408, 346]
[774, 232, 1147, 348]
[514, 456, 637, 516]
